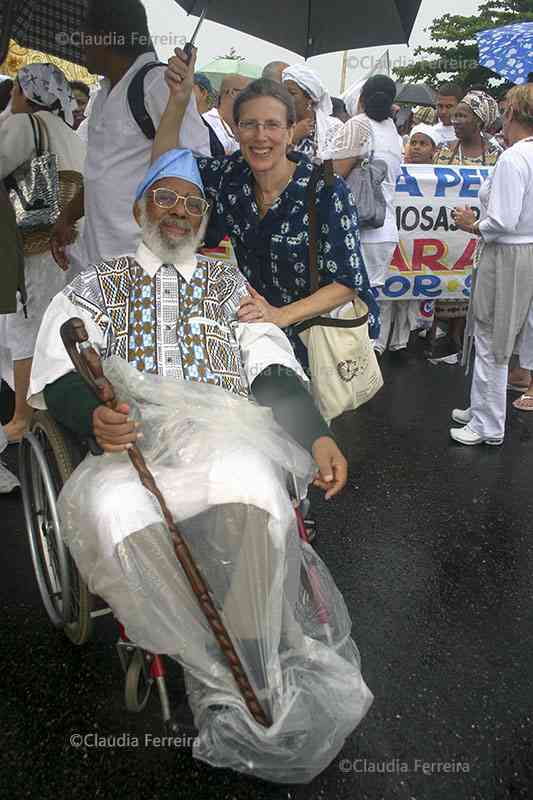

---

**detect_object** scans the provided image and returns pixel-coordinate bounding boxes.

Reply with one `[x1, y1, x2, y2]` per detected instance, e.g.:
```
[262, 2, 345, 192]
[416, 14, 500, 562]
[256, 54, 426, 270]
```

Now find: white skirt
[360, 241, 396, 288]
[5, 250, 68, 362]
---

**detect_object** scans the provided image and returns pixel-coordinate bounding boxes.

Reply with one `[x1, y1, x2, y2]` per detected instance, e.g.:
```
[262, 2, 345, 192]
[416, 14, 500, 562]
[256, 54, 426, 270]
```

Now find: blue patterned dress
[197, 151, 379, 366]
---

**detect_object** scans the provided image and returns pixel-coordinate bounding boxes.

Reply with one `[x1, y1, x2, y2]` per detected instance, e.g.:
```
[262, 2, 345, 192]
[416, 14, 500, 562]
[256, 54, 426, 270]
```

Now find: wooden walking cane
[60, 317, 271, 728]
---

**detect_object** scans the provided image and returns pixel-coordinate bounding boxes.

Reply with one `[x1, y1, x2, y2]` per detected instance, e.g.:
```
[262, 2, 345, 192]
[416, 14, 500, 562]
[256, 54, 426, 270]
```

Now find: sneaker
[0, 460, 20, 494]
[451, 408, 473, 424]
[428, 352, 459, 366]
[449, 424, 503, 446]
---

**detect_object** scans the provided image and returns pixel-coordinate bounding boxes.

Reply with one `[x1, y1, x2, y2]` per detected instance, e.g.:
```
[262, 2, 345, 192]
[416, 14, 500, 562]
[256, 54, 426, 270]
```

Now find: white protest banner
[374, 163, 493, 302]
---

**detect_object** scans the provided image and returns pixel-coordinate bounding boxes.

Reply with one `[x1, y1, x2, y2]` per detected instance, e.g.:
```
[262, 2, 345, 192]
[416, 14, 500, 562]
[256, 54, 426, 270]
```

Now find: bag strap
[294, 309, 369, 334]
[27, 114, 43, 156]
[294, 159, 368, 334]
[306, 159, 334, 293]
[127, 61, 165, 140]
[296, 158, 364, 334]
[33, 114, 52, 155]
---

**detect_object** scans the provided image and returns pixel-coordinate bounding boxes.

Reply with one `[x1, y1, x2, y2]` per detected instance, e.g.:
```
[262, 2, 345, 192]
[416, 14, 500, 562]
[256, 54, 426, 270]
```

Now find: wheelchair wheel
[125, 649, 153, 712]
[19, 411, 93, 645]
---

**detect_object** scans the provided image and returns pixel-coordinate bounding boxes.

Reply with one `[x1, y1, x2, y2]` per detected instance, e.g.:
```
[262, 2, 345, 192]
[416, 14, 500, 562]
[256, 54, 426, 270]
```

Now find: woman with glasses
[152, 49, 378, 369]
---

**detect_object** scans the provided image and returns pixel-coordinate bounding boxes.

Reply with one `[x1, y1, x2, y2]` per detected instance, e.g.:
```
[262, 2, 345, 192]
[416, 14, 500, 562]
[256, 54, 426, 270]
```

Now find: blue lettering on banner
[382, 276, 411, 297]
[434, 167, 461, 197]
[395, 167, 423, 197]
[412, 275, 442, 297]
[459, 168, 482, 198]
[463, 273, 473, 298]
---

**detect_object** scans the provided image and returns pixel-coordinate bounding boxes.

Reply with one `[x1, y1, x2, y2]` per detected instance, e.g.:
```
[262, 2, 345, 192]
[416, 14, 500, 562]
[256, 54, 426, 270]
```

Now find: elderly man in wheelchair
[24, 150, 372, 783]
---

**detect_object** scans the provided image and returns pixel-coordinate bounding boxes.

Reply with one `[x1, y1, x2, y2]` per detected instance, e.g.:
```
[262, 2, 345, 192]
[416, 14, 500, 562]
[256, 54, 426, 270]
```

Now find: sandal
[507, 382, 531, 393]
[513, 394, 533, 411]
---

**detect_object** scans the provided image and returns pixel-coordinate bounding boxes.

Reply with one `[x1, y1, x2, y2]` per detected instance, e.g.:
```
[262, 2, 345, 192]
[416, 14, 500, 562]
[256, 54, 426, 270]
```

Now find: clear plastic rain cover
[58, 357, 373, 783]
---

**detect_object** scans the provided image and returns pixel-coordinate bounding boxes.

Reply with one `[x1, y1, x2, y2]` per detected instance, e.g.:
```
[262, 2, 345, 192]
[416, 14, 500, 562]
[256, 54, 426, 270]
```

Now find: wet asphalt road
[2, 342, 533, 800]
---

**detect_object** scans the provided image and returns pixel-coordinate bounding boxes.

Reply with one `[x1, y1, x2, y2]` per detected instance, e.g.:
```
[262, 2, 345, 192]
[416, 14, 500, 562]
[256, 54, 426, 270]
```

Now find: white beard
[137, 199, 207, 265]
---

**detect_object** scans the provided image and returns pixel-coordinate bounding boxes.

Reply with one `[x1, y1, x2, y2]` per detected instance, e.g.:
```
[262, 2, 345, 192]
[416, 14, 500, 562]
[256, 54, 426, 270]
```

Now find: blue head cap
[135, 149, 205, 202]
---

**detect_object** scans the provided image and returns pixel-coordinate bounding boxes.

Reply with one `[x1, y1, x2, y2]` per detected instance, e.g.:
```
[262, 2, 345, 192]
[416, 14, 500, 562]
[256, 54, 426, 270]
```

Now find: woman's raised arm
[151, 47, 197, 164]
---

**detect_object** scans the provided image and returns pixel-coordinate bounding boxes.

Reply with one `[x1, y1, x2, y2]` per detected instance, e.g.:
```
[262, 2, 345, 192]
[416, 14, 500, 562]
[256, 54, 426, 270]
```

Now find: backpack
[127, 61, 165, 140]
[127, 62, 221, 158]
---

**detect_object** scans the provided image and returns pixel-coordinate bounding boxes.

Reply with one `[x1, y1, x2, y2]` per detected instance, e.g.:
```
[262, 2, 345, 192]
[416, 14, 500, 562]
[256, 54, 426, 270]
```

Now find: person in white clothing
[203, 74, 251, 156]
[450, 84, 533, 445]
[370, 123, 440, 357]
[282, 64, 344, 164]
[332, 75, 402, 354]
[433, 83, 464, 144]
[51, 0, 210, 272]
[0, 63, 85, 442]
[0, 425, 19, 493]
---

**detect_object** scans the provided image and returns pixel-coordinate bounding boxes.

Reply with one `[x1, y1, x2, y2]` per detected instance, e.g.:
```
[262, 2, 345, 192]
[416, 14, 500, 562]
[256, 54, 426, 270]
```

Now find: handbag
[346, 135, 388, 229]
[295, 162, 383, 422]
[4, 114, 60, 232]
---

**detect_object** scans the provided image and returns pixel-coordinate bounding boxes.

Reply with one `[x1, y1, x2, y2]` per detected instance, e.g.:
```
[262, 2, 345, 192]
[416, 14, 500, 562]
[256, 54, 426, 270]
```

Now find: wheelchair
[19, 410, 176, 729]
[19, 409, 319, 732]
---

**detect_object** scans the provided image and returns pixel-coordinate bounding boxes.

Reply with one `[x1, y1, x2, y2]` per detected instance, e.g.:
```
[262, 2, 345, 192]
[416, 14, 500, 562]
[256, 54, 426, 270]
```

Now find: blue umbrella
[476, 22, 533, 85]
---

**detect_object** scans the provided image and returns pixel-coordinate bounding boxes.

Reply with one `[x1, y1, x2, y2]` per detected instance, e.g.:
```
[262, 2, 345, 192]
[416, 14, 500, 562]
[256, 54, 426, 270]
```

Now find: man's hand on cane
[92, 404, 142, 454]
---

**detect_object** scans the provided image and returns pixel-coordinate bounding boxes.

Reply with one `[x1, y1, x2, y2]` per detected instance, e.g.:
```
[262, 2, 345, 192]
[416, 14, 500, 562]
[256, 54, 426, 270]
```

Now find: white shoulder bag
[295, 162, 383, 422]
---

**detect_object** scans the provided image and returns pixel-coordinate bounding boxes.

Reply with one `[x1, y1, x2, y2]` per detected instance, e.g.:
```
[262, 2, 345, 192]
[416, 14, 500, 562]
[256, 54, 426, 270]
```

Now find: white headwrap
[282, 64, 338, 160]
[409, 123, 439, 147]
[17, 63, 75, 126]
[282, 64, 333, 116]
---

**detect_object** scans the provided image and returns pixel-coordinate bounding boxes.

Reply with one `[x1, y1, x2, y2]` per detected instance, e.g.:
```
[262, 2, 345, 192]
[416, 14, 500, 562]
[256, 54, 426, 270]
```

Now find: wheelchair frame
[19, 411, 176, 728]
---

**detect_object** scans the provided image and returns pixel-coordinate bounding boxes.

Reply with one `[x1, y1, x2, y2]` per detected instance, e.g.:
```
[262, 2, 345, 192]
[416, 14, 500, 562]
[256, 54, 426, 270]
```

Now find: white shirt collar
[135, 241, 198, 284]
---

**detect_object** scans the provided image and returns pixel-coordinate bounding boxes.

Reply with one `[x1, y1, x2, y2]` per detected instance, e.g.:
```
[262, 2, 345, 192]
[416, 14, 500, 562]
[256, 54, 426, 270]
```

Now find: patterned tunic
[433, 137, 502, 319]
[63, 255, 250, 397]
[434, 136, 502, 167]
[197, 150, 379, 365]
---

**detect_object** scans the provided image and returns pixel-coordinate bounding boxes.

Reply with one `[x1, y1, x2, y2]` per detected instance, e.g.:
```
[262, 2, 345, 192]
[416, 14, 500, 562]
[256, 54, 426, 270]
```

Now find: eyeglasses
[237, 120, 288, 134]
[152, 188, 209, 216]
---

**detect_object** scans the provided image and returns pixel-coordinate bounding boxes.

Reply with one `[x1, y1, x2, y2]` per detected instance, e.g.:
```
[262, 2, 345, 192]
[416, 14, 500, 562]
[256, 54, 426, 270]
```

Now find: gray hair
[261, 61, 289, 82]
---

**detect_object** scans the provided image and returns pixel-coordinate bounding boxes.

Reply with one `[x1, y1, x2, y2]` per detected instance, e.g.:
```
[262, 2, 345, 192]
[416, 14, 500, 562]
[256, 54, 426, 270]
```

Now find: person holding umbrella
[152, 48, 378, 370]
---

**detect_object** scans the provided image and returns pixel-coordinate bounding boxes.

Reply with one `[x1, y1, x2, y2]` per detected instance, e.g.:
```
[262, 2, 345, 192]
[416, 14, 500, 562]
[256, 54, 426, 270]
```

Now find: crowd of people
[1, 0, 533, 782]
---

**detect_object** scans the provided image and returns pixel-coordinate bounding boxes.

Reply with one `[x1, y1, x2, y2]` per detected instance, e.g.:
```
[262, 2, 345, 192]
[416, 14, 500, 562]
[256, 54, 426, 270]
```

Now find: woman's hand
[238, 286, 287, 327]
[452, 206, 478, 233]
[92, 403, 142, 454]
[50, 217, 77, 271]
[312, 437, 348, 500]
[165, 46, 196, 106]
[292, 117, 315, 145]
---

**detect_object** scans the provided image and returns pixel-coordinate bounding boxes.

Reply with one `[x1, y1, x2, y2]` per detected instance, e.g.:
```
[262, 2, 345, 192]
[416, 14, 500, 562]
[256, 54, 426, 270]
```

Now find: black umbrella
[395, 82, 437, 107]
[177, 0, 422, 59]
[0, 0, 87, 65]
